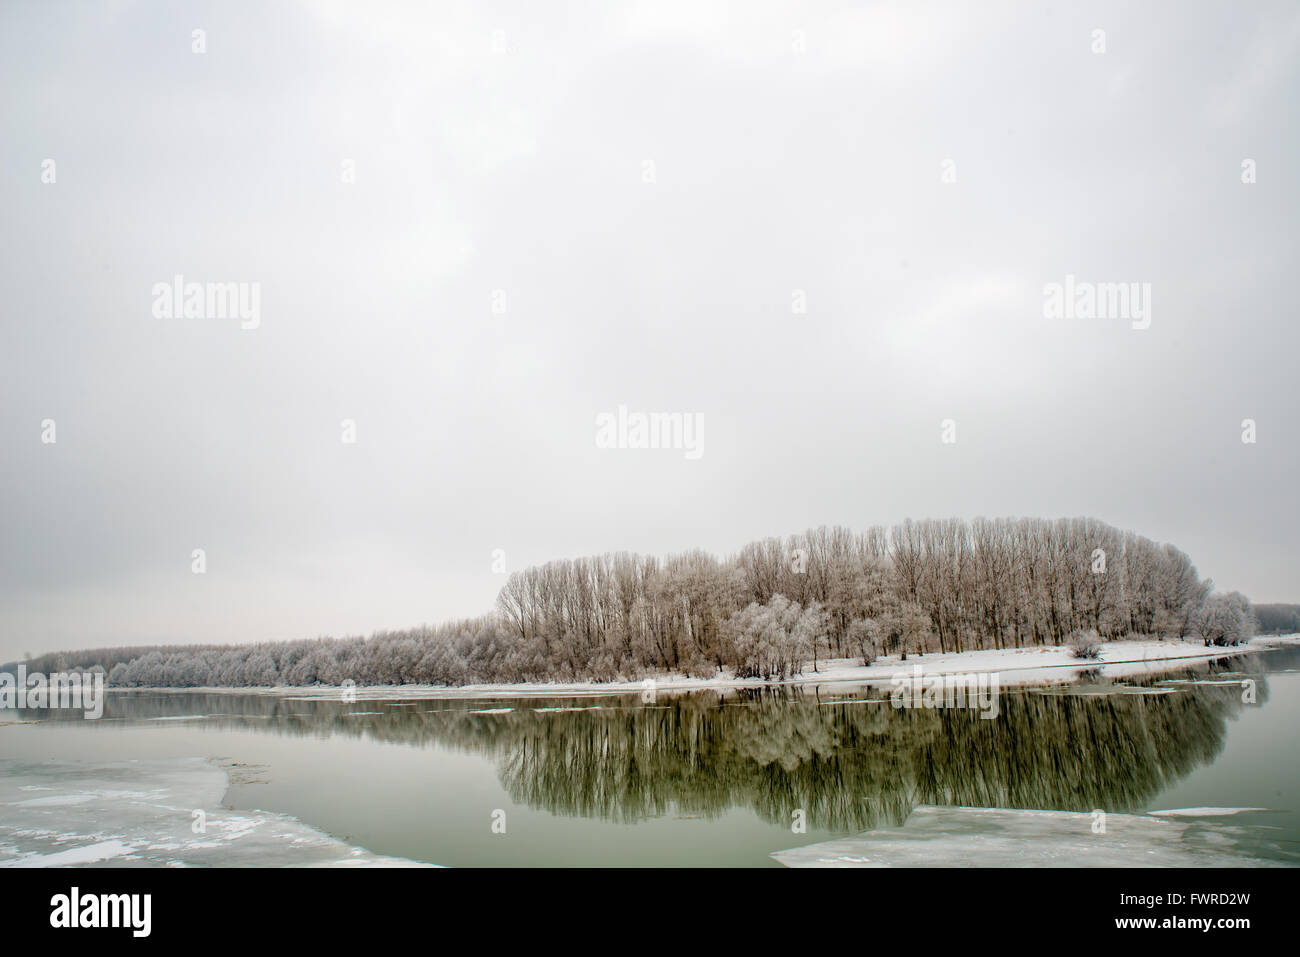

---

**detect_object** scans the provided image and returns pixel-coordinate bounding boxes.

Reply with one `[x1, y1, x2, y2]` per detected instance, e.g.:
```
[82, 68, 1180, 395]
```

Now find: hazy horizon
[3, 0, 1297, 662]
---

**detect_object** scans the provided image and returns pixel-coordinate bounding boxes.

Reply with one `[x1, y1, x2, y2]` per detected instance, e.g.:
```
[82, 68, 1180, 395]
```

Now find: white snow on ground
[0, 758, 430, 867]
[772, 806, 1284, 868]
[166, 634, 1300, 702]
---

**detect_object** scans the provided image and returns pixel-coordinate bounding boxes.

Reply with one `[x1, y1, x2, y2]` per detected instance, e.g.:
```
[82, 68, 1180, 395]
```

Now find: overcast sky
[1, 0, 1296, 661]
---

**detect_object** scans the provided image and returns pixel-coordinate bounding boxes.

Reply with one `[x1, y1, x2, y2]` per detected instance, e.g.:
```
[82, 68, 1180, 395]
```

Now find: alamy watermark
[889, 665, 1000, 719]
[0, 666, 105, 719]
[151, 274, 261, 330]
[50, 887, 150, 937]
[1043, 274, 1151, 330]
[595, 405, 704, 460]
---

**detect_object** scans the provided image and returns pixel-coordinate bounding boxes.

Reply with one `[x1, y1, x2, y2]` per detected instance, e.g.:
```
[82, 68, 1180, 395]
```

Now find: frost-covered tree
[1188, 592, 1257, 647]
[724, 595, 824, 680]
[846, 617, 882, 665]
[11, 516, 1229, 689]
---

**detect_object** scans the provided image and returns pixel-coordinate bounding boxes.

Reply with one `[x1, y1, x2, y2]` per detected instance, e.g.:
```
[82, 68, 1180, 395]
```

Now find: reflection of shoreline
[34, 648, 1293, 834]
[97, 635, 1300, 701]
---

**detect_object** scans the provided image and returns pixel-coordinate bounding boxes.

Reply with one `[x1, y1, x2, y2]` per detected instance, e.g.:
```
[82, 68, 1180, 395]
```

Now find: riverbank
[107, 634, 1300, 701]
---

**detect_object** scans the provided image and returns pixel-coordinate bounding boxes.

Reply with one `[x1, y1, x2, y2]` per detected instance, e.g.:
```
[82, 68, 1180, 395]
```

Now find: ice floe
[1147, 807, 1270, 817]
[0, 758, 430, 867]
[772, 805, 1286, 867]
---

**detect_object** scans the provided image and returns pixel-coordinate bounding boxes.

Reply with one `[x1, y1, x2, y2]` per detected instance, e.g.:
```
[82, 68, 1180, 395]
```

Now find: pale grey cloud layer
[2, 0, 1296, 660]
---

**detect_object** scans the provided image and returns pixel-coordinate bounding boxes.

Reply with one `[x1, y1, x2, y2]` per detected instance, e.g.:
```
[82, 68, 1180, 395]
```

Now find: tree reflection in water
[83, 651, 1289, 831]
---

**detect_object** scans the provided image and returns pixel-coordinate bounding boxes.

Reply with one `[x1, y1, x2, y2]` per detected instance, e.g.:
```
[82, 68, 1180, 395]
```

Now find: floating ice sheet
[1147, 807, 1270, 817]
[0, 757, 430, 867]
[772, 805, 1283, 867]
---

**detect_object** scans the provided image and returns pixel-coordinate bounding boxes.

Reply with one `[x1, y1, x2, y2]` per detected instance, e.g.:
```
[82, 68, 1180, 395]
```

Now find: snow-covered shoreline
[106, 634, 1300, 701]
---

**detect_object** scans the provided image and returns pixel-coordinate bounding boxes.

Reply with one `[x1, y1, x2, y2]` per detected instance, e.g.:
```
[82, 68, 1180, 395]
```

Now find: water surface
[3, 647, 1298, 866]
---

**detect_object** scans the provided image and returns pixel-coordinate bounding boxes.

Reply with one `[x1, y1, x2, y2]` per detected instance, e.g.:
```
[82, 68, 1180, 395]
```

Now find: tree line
[5, 516, 1264, 688]
[1255, 603, 1300, 634]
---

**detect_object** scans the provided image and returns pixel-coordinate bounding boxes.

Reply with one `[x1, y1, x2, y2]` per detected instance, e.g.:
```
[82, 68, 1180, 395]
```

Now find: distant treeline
[1255, 603, 1300, 634]
[6, 517, 1270, 688]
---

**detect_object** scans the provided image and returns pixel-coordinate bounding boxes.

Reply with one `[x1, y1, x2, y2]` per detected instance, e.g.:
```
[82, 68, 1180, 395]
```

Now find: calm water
[4, 647, 1300, 867]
